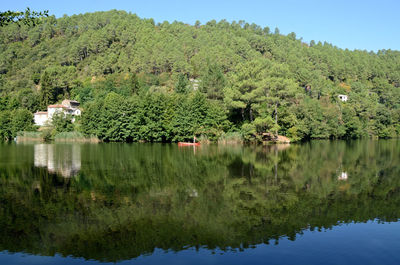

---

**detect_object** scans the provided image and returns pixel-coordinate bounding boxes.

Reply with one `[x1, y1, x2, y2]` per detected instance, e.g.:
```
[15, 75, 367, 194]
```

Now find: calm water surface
[0, 140, 399, 265]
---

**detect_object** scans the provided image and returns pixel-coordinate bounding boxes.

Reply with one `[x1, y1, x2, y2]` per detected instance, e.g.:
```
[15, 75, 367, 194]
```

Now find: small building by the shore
[34, 100, 81, 126]
[338, 94, 348, 102]
[34, 111, 49, 126]
[338, 171, 348, 180]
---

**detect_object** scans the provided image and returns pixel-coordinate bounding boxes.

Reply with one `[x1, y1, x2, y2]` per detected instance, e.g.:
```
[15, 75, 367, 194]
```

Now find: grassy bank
[218, 132, 244, 145]
[16, 131, 100, 143]
[54, 132, 100, 142]
[16, 131, 44, 142]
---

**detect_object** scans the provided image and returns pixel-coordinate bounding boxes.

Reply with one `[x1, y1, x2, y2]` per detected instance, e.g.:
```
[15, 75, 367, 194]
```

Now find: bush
[16, 131, 43, 141]
[287, 126, 301, 142]
[51, 112, 74, 134]
[241, 123, 257, 142]
[54, 131, 99, 142]
[218, 131, 243, 144]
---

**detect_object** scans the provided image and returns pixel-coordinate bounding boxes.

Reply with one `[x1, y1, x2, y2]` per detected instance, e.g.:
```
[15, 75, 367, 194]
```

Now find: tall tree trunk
[249, 108, 253, 122]
[241, 108, 245, 121]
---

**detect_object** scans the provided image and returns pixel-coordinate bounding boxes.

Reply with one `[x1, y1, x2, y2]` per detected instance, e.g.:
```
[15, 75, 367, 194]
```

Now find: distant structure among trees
[338, 94, 348, 102]
[34, 100, 81, 126]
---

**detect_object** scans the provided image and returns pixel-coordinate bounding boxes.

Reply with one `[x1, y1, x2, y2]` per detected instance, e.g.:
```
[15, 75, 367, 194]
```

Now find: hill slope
[0, 10, 399, 141]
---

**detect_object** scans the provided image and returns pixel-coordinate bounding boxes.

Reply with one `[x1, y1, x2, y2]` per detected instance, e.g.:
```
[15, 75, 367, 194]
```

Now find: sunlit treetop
[0, 7, 49, 27]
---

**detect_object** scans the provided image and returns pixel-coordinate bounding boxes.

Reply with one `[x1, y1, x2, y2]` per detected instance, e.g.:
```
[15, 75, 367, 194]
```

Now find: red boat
[178, 142, 201, 147]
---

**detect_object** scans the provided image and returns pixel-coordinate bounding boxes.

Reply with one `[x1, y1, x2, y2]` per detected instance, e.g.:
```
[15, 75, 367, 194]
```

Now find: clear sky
[2, 0, 400, 51]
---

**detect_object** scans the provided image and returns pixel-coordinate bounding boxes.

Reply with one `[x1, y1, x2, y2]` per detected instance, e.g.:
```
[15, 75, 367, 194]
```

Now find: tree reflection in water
[0, 140, 399, 262]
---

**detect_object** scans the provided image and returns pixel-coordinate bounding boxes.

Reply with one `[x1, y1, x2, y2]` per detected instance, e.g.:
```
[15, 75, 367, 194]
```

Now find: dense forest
[0, 10, 399, 142]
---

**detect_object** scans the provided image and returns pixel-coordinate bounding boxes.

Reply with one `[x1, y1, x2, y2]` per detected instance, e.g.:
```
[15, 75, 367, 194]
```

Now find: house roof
[48, 104, 67, 108]
[35, 111, 48, 115]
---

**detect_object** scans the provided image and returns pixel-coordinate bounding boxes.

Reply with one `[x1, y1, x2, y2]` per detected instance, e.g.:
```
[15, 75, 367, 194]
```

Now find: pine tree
[39, 71, 53, 110]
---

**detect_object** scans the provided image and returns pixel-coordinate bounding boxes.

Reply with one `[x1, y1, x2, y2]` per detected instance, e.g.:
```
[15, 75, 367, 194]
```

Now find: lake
[0, 140, 399, 265]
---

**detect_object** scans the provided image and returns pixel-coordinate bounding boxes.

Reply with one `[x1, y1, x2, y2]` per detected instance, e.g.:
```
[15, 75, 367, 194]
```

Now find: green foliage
[136, 92, 174, 142]
[54, 131, 97, 142]
[16, 131, 42, 139]
[0, 8, 48, 27]
[0, 110, 12, 141]
[174, 73, 189, 94]
[17, 89, 40, 112]
[11, 108, 34, 136]
[286, 126, 301, 142]
[0, 10, 399, 141]
[241, 123, 257, 141]
[253, 116, 277, 134]
[200, 63, 226, 99]
[218, 131, 243, 144]
[0, 108, 34, 140]
[39, 71, 53, 110]
[51, 112, 74, 134]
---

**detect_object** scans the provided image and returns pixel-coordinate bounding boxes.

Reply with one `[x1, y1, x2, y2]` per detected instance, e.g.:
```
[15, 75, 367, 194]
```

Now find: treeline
[0, 10, 399, 141]
[0, 108, 34, 141]
[81, 91, 229, 142]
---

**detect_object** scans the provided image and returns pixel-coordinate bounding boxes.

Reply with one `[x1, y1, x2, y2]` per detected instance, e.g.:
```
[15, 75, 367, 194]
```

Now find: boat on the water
[178, 142, 200, 146]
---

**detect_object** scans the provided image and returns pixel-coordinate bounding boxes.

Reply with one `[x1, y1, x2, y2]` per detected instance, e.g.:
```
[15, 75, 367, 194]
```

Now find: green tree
[225, 59, 268, 122]
[260, 77, 298, 136]
[0, 111, 12, 141]
[39, 71, 53, 110]
[11, 108, 34, 136]
[200, 63, 226, 99]
[174, 73, 189, 94]
[51, 112, 74, 133]
[0, 8, 48, 27]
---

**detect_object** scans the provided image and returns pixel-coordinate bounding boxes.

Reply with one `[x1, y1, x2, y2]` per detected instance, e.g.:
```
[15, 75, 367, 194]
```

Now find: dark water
[0, 140, 400, 265]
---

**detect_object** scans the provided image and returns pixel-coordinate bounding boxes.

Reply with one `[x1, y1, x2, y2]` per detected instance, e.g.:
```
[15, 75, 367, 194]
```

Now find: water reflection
[0, 140, 399, 263]
[338, 171, 348, 180]
[34, 144, 81, 177]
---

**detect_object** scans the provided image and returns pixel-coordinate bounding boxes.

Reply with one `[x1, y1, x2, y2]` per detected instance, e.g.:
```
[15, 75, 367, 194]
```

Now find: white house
[189, 78, 200, 90]
[338, 94, 348, 102]
[62, 100, 81, 115]
[33, 111, 49, 126]
[47, 104, 67, 120]
[338, 172, 348, 180]
[34, 100, 81, 126]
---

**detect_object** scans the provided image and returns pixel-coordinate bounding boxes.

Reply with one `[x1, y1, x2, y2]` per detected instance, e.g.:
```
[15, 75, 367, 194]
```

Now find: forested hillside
[0, 10, 399, 141]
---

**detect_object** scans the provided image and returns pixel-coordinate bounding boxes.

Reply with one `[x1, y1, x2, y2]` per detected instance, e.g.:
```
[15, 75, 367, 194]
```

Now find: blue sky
[2, 0, 400, 51]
